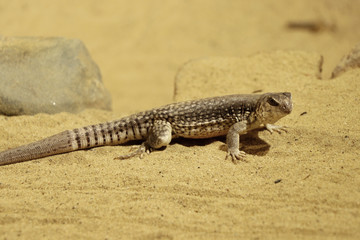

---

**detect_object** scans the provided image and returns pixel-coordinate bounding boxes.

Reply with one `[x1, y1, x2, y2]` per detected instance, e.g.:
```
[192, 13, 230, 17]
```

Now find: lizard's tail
[0, 130, 75, 166]
[0, 119, 147, 166]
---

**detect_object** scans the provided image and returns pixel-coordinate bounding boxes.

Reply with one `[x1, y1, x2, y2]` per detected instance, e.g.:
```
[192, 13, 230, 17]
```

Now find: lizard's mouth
[280, 92, 293, 114]
[283, 103, 293, 114]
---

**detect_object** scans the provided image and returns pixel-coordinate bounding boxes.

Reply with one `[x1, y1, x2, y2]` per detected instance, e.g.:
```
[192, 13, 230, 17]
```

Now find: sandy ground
[0, 0, 360, 239]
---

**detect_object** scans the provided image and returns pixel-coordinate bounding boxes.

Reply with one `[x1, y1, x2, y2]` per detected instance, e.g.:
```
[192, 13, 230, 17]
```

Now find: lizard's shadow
[171, 128, 270, 157]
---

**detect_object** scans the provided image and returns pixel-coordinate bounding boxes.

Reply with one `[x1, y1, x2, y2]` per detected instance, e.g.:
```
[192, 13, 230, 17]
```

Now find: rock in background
[174, 51, 323, 102]
[331, 42, 360, 78]
[0, 37, 111, 115]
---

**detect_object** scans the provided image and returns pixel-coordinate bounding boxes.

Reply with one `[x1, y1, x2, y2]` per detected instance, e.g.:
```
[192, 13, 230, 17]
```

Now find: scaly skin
[0, 92, 293, 166]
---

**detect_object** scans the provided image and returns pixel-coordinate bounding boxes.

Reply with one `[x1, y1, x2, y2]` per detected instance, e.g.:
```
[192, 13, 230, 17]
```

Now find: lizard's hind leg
[115, 120, 172, 160]
[114, 142, 150, 160]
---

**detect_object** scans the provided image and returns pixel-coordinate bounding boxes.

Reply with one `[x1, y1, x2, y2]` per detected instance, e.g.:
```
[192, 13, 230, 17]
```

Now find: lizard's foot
[265, 124, 288, 134]
[114, 142, 152, 160]
[225, 148, 247, 164]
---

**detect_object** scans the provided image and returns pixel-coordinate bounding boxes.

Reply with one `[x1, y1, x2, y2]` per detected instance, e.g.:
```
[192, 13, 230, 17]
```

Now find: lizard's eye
[267, 97, 280, 106]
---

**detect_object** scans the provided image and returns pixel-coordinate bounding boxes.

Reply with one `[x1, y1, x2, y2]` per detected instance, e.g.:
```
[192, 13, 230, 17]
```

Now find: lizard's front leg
[226, 121, 247, 163]
[265, 123, 288, 134]
[115, 120, 172, 160]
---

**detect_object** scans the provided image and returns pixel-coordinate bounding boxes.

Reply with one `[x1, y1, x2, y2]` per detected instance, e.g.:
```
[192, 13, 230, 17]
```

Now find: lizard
[0, 92, 292, 166]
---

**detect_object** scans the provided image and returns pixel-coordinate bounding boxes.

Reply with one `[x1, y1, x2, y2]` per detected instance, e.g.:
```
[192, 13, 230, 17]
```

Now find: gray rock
[331, 42, 360, 78]
[0, 36, 111, 115]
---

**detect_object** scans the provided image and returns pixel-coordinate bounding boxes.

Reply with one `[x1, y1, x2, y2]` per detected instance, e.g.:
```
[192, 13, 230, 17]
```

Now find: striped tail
[0, 118, 149, 166]
[0, 130, 74, 166]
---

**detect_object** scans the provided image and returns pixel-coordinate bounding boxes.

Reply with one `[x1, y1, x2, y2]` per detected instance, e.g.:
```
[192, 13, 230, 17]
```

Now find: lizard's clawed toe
[226, 149, 247, 164]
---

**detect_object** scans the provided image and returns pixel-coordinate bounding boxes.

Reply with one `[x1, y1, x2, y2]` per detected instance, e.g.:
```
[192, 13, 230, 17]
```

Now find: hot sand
[0, 1, 359, 239]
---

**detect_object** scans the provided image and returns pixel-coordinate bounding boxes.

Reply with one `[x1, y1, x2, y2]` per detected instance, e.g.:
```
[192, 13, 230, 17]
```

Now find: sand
[0, 0, 359, 239]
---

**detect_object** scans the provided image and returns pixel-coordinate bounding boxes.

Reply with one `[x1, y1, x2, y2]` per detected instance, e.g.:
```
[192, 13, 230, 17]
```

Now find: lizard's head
[256, 92, 293, 123]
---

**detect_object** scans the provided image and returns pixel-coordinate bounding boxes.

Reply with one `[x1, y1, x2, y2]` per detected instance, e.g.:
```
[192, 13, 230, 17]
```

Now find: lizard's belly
[172, 125, 231, 139]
